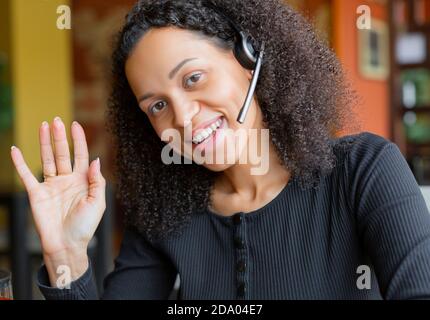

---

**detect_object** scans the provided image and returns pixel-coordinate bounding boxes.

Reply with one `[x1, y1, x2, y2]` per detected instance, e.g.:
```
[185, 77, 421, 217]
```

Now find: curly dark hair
[106, 0, 358, 242]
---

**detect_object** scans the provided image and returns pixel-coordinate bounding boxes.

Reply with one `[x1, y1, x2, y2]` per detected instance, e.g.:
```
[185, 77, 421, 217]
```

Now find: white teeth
[201, 130, 210, 139]
[192, 118, 223, 144]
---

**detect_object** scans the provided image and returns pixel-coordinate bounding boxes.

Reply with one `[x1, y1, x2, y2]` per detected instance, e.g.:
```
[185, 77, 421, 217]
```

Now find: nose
[172, 97, 199, 128]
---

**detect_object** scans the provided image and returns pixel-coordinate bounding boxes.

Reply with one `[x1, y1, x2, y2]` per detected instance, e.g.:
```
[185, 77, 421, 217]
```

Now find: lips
[192, 116, 226, 152]
[192, 117, 223, 144]
[192, 116, 223, 138]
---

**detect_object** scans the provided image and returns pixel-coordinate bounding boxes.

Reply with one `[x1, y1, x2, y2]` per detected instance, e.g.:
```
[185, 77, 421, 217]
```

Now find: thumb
[87, 157, 106, 204]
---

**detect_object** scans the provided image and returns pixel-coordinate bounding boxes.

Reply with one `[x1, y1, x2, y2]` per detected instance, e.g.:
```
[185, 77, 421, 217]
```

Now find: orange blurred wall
[332, 0, 390, 138]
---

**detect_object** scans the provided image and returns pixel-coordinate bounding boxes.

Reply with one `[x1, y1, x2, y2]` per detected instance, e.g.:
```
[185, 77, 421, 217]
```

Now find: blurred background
[0, 0, 429, 299]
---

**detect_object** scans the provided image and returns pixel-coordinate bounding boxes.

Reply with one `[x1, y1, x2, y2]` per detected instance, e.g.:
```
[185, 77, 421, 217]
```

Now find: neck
[215, 107, 291, 199]
[217, 144, 290, 199]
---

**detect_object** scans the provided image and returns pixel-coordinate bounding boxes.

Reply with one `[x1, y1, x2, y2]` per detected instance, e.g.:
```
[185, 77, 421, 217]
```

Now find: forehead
[126, 27, 225, 73]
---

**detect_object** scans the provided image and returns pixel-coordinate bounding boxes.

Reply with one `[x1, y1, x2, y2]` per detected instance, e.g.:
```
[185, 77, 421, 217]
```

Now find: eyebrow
[137, 57, 198, 104]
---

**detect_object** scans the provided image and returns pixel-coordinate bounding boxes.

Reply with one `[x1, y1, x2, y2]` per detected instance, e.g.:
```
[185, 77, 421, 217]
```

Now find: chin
[201, 162, 236, 172]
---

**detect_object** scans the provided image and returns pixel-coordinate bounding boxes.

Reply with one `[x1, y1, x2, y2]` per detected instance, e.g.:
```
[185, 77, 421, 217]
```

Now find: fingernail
[11, 146, 16, 151]
[94, 157, 100, 179]
[42, 121, 48, 127]
[94, 157, 100, 170]
[54, 116, 61, 122]
[72, 121, 78, 126]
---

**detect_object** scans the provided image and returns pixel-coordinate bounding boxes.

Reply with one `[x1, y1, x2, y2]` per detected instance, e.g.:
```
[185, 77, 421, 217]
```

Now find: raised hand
[10, 117, 106, 286]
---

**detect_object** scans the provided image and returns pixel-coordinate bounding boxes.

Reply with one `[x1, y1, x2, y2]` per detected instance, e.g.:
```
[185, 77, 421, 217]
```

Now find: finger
[51, 117, 72, 175]
[87, 158, 106, 205]
[39, 121, 57, 178]
[10, 146, 39, 192]
[71, 121, 89, 174]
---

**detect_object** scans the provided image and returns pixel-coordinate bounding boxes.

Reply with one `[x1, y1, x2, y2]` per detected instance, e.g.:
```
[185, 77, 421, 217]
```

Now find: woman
[10, 0, 430, 299]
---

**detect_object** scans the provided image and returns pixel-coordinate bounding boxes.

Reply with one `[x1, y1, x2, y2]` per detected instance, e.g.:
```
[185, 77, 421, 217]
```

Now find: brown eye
[184, 72, 202, 88]
[149, 101, 167, 115]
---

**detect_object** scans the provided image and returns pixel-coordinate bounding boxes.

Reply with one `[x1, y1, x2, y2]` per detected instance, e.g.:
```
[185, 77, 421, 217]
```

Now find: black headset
[205, 1, 265, 124]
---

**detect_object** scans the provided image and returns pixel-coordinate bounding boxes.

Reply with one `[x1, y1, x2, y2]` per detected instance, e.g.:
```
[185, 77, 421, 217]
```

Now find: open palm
[10, 117, 106, 257]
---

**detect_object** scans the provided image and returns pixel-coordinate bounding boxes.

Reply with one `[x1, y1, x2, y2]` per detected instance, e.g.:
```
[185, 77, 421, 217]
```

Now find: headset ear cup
[234, 32, 257, 70]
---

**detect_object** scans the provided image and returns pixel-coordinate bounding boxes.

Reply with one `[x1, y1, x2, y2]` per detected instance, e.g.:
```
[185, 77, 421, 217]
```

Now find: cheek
[211, 74, 244, 110]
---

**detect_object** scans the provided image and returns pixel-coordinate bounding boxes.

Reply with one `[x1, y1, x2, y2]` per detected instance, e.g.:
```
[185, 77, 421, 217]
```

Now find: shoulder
[329, 132, 418, 213]
[330, 131, 399, 172]
[331, 131, 394, 157]
[328, 131, 412, 202]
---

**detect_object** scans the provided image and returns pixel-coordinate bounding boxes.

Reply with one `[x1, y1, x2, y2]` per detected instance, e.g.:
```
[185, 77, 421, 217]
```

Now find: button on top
[237, 282, 246, 297]
[232, 213, 243, 225]
[234, 237, 245, 249]
[236, 260, 246, 272]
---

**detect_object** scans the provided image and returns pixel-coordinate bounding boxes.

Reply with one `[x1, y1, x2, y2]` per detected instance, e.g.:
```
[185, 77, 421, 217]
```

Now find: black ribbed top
[37, 132, 430, 299]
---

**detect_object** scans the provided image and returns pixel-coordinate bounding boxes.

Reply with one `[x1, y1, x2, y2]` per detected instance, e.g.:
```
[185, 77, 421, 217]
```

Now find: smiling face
[125, 26, 264, 171]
